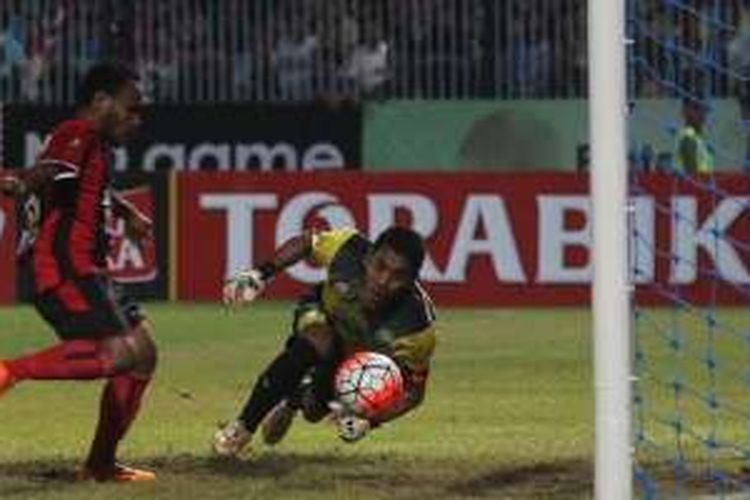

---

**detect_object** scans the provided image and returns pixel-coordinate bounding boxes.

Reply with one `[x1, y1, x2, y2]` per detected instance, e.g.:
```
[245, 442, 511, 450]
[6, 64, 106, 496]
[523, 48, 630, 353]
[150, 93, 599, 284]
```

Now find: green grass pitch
[0, 303, 593, 499]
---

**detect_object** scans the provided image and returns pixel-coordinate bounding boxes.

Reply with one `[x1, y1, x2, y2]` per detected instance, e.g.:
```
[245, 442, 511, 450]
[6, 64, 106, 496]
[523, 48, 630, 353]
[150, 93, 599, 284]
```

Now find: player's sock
[85, 373, 152, 469]
[112, 373, 151, 441]
[239, 336, 319, 433]
[6, 339, 117, 381]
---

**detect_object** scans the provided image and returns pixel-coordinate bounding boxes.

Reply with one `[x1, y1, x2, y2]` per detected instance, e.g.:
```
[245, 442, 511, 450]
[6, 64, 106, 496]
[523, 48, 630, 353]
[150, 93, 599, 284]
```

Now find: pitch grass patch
[0, 303, 594, 499]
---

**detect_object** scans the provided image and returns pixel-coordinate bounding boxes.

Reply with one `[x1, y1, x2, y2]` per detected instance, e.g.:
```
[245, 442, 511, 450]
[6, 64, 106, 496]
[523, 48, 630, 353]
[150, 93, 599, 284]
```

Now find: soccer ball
[334, 351, 405, 419]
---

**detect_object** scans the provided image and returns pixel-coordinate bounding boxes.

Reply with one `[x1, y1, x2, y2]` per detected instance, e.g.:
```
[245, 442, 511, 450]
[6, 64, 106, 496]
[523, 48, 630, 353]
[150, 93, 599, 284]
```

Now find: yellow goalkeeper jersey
[308, 228, 437, 380]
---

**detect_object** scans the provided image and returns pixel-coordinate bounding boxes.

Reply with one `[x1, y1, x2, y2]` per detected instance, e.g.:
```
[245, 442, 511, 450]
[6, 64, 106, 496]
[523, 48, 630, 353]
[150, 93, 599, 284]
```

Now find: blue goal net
[628, 0, 750, 497]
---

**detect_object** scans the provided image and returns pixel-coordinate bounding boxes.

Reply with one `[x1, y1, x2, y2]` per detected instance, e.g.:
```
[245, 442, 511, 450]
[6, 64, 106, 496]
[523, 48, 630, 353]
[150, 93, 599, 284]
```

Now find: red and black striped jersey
[30, 119, 113, 294]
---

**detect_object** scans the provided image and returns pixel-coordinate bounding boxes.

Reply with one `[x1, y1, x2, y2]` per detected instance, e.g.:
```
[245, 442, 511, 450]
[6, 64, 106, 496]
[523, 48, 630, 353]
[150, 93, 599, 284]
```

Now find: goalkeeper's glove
[328, 401, 371, 443]
[222, 268, 268, 307]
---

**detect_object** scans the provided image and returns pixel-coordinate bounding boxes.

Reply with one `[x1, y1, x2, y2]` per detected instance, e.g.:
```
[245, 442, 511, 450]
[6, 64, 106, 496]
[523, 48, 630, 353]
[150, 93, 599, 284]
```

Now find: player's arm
[257, 229, 316, 278]
[222, 228, 358, 306]
[0, 163, 65, 198]
[332, 326, 436, 443]
[111, 191, 153, 242]
[373, 326, 436, 425]
[258, 226, 360, 278]
[369, 371, 427, 427]
[3, 124, 95, 198]
[222, 230, 316, 307]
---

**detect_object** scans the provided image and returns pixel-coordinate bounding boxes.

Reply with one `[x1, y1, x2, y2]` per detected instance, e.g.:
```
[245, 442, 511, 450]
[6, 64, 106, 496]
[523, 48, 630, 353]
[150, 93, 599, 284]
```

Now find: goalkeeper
[212, 226, 437, 455]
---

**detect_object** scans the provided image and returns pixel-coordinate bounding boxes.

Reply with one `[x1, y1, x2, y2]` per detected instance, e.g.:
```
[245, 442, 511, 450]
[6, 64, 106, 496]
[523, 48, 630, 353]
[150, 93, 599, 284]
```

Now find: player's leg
[0, 281, 140, 389]
[79, 279, 158, 481]
[0, 274, 157, 481]
[261, 337, 343, 445]
[299, 337, 344, 423]
[213, 299, 332, 455]
[84, 323, 157, 478]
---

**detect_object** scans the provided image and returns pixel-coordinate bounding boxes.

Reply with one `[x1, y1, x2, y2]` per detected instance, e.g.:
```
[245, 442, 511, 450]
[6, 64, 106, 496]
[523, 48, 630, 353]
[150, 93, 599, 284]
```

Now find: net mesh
[628, 0, 750, 497]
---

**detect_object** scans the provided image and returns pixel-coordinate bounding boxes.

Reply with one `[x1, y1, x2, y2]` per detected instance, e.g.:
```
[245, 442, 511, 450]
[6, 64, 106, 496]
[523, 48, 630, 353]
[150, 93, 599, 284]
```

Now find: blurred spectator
[24, 4, 66, 100]
[673, 97, 714, 174]
[728, 4, 750, 169]
[0, 0, 747, 103]
[500, 0, 554, 97]
[341, 22, 389, 98]
[0, 16, 26, 94]
[138, 37, 178, 101]
[271, 16, 317, 101]
[134, 3, 178, 101]
[228, 2, 263, 100]
[77, 2, 104, 74]
[635, 2, 675, 97]
[103, 0, 135, 66]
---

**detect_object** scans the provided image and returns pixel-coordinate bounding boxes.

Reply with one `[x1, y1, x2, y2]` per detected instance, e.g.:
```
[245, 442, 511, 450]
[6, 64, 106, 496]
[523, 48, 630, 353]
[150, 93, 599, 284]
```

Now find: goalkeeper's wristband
[256, 262, 277, 281]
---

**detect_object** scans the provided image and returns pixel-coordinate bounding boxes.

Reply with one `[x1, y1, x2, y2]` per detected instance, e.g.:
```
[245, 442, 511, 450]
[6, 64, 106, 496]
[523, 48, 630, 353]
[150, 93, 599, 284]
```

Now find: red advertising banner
[0, 198, 16, 304]
[177, 172, 750, 306]
[107, 186, 158, 284]
[11, 177, 167, 304]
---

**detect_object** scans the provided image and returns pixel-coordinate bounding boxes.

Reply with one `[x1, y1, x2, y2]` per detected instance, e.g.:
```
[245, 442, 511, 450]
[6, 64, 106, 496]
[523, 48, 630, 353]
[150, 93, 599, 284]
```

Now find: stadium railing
[0, 0, 740, 104]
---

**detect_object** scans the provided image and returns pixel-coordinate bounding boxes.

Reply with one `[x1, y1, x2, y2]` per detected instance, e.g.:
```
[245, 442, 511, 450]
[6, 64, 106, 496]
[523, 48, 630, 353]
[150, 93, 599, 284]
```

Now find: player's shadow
[0, 458, 83, 497]
[0, 454, 594, 498]
[445, 459, 593, 499]
[202, 453, 593, 498]
[200, 450, 403, 480]
[0, 452, 386, 486]
[0, 452, 405, 498]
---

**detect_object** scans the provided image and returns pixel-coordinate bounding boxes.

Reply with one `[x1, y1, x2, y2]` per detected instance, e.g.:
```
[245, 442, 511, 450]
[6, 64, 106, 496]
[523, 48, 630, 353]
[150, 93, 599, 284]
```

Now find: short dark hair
[372, 226, 425, 279]
[76, 61, 138, 108]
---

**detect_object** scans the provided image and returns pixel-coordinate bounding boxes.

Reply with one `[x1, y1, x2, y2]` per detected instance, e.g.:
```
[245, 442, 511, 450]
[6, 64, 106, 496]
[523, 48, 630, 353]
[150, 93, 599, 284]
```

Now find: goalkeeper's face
[362, 246, 413, 311]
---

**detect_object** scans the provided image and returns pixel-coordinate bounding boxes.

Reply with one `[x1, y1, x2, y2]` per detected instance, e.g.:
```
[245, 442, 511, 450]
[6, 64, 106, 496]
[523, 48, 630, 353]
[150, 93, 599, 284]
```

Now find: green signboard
[364, 100, 746, 171]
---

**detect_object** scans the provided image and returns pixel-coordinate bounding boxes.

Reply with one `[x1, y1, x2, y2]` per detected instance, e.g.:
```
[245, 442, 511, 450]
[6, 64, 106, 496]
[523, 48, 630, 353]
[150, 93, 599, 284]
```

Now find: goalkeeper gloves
[328, 401, 371, 443]
[222, 268, 268, 307]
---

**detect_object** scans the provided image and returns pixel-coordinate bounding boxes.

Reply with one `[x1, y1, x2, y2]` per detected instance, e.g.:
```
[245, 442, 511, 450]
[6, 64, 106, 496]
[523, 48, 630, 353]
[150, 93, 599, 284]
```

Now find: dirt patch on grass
[0, 454, 594, 499]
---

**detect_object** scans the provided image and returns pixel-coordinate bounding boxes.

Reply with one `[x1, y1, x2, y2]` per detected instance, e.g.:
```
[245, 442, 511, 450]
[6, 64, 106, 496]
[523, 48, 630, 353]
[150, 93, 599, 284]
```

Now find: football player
[213, 226, 437, 455]
[0, 62, 156, 482]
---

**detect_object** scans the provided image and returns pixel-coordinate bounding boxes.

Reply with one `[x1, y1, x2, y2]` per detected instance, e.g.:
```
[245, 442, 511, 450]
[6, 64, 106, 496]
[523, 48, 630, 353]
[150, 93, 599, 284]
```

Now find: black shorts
[34, 274, 145, 340]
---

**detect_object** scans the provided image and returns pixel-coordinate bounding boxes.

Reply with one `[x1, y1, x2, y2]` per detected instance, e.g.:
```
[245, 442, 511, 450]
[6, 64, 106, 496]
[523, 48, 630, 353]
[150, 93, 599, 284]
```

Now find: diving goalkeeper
[213, 226, 437, 455]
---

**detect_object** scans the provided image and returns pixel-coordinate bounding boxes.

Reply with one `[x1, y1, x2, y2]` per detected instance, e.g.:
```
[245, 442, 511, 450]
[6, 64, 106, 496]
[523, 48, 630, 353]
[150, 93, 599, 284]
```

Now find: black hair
[372, 226, 426, 279]
[75, 61, 138, 108]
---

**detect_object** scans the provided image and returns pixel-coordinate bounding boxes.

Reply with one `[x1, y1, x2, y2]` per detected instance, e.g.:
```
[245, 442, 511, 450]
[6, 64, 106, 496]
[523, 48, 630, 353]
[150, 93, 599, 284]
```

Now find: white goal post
[589, 0, 632, 498]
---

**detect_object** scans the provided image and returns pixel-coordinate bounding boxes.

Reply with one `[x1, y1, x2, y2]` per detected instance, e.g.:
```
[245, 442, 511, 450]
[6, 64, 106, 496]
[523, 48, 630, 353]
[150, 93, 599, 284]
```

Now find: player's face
[362, 246, 413, 311]
[105, 82, 144, 144]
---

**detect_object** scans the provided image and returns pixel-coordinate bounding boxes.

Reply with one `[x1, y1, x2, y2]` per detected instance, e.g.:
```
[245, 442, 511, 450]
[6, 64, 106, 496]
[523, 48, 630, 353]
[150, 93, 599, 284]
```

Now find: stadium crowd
[0, 0, 747, 102]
